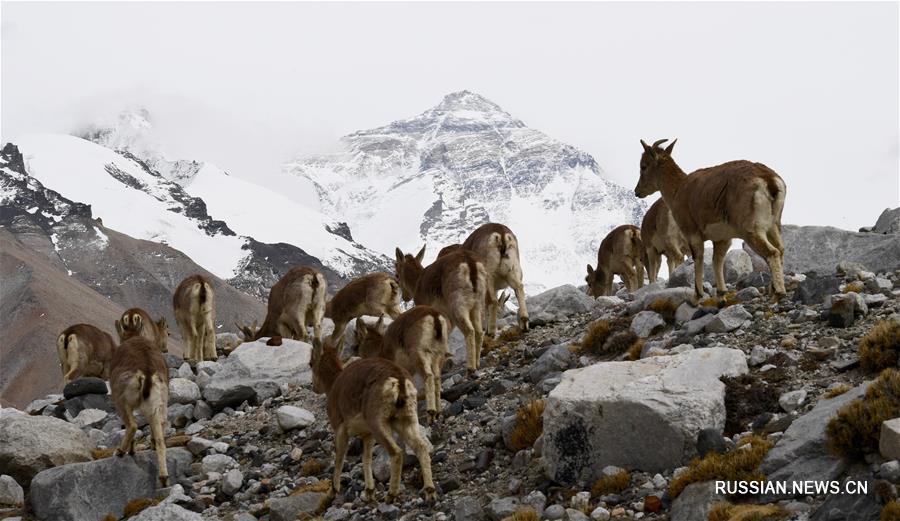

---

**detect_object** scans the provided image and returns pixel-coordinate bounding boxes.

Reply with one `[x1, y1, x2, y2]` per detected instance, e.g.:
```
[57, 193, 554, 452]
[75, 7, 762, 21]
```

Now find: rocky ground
[1, 248, 900, 521]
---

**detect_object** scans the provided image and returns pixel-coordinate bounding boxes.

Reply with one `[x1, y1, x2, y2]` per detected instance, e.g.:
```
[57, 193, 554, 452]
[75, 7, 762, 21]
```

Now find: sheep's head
[394, 245, 425, 302]
[635, 138, 676, 198]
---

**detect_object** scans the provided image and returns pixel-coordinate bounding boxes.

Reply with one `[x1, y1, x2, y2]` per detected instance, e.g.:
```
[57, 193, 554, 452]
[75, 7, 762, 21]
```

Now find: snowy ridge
[285, 90, 647, 292]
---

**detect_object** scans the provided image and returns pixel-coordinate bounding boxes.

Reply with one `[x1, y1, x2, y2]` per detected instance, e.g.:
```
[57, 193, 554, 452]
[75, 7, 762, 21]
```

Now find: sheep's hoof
[363, 487, 376, 502]
[158, 476, 169, 488]
[426, 410, 438, 424]
[114, 448, 125, 458]
[422, 486, 437, 502]
[385, 492, 399, 504]
[518, 316, 530, 331]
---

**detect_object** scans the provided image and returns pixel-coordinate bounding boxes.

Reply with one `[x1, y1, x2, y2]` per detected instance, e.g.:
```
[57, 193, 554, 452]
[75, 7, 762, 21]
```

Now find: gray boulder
[630, 311, 666, 338]
[794, 273, 842, 305]
[276, 405, 315, 432]
[528, 344, 574, 383]
[486, 496, 521, 520]
[202, 338, 311, 410]
[669, 482, 724, 521]
[269, 491, 330, 521]
[0, 474, 24, 506]
[168, 378, 201, 405]
[760, 382, 869, 500]
[542, 348, 748, 483]
[527, 285, 599, 316]
[881, 418, 900, 460]
[723, 249, 753, 283]
[872, 207, 900, 235]
[704, 305, 752, 333]
[810, 475, 881, 520]
[131, 502, 202, 521]
[0, 413, 92, 486]
[781, 224, 900, 275]
[29, 448, 192, 521]
[62, 377, 108, 399]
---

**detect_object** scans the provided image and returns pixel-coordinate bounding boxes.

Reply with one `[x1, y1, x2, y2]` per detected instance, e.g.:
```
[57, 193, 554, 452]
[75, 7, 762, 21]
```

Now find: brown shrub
[91, 447, 116, 460]
[668, 435, 773, 499]
[827, 368, 900, 459]
[501, 508, 540, 521]
[709, 502, 789, 521]
[509, 400, 545, 451]
[825, 384, 852, 398]
[859, 320, 900, 373]
[301, 458, 325, 476]
[605, 330, 642, 358]
[498, 327, 524, 343]
[882, 501, 900, 521]
[291, 479, 332, 495]
[591, 469, 630, 496]
[648, 298, 679, 323]
[123, 497, 161, 518]
[627, 338, 646, 361]
[721, 374, 780, 437]
[843, 281, 865, 293]
[577, 320, 612, 355]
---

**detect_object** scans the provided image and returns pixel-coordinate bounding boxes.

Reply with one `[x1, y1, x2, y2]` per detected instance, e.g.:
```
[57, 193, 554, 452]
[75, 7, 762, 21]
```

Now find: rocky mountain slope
[3, 224, 899, 520]
[0, 143, 266, 408]
[284, 90, 647, 292]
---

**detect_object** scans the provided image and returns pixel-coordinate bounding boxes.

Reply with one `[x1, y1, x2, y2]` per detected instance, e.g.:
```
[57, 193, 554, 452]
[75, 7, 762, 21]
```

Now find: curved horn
[652, 139, 668, 148]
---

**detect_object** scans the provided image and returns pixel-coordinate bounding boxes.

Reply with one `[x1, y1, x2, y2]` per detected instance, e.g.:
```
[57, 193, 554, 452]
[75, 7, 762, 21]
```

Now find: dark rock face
[62, 377, 108, 399]
[696, 428, 727, 458]
[794, 273, 842, 305]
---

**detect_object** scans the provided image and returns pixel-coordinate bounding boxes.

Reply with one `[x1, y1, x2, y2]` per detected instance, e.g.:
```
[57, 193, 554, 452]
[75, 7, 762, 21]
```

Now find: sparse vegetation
[843, 281, 865, 293]
[576, 319, 612, 355]
[301, 458, 325, 476]
[668, 435, 773, 499]
[91, 447, 116, 460]
[290, 479, 332, 495]
[648, 298, 679, 323]
[509, 400, 545, 451]
[709, 502, 789, 521]
[882, 501, 900, 521]
[497, 327, 523, 343]
[825, 384, 852, 398]
[606, 330, 643, 359]
[591, 469, 630, 497]
[859, 320, 900, 373]
[627, 338, 646, 361]
[501, 508, 540, 521]
[827, 368, 900, 459]
[721, 374, 780, 436]
[122, 497, 162, 518]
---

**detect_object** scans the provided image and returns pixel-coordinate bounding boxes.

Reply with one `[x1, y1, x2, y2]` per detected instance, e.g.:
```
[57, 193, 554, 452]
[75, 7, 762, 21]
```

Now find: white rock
[73, 408, 107, 428]
[590, 506, 611, 521]
[176, 363, 194, 380]
[880, 418, 900, 461]
[168, 378, 201, 405]
[0, 475, 24, 506]
[542, 348, 748, 482]
[749, 346, 775, 367]
[221, 469, 243, 496]
[276, 405, 315, 432]
[779, 390, 808, 413]
[201, 453, 237, 474]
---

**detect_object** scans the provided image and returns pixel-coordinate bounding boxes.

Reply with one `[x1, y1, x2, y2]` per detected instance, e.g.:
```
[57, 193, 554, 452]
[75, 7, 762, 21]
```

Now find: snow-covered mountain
[284, 90, 647, 292]
[10, 122, 390, 299]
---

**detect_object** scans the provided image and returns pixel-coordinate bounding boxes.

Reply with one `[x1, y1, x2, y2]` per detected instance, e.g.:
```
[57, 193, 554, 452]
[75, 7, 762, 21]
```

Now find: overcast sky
[3, 1, 898, 230]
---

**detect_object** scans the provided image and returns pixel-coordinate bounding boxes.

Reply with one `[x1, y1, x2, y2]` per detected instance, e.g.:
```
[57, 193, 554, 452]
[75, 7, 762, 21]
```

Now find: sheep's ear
[415, 245, 426, 263]
[586, 264, 594, 275]
[640, 139, 651, 152]
[395, 248, 404, 264]
[355, 317, 367, 341]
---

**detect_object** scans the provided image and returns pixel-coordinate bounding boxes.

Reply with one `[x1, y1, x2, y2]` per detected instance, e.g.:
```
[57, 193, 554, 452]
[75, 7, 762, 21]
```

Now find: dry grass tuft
[648, 298, 679, 323]
[102, 515, 118, 521]
[627, 338, 646, 361]
[301, 458, 325, 477]
[605, 330, 642, 358]
[825, 384, 852, 398]
[709, 502, 789, 521]
[501, 508, 540, 521]
[827, 368, 900, 459]
[668, 435, 773, 499]
[882, 501, 900, 521]
[509, 400, 546, 451]
[591, 469, 630, 497]
[165, 434, 192, 447]
[92, 447, 116, 460]
[498, 327, 524, 343]
[843, 281, 865, 293]
[123, 497, 162, 518]
[859, 320, 900, 373]
[576, 320, 612, 355]
[481, 335, 501, 354]
[290, 479, 332, 495]
[699, 296, 720, 308]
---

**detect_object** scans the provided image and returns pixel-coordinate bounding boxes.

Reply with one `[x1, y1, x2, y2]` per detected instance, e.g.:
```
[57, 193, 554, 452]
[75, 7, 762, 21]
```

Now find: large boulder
[526, 285, 599, 317]
[202, 339, 312, 410]
[872, 207, 900, 235]
[62, 377, 108, 399]
[29, 448, 192, 521]
[704, 305, 752, 333]
[781, 224, 900, 275]
[669, 482, 724, 521]
[794, 273, 842, 305]
[760, 382, 869, 500]
[542, 348, 748, 484]
[0, 412, 92, 486]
